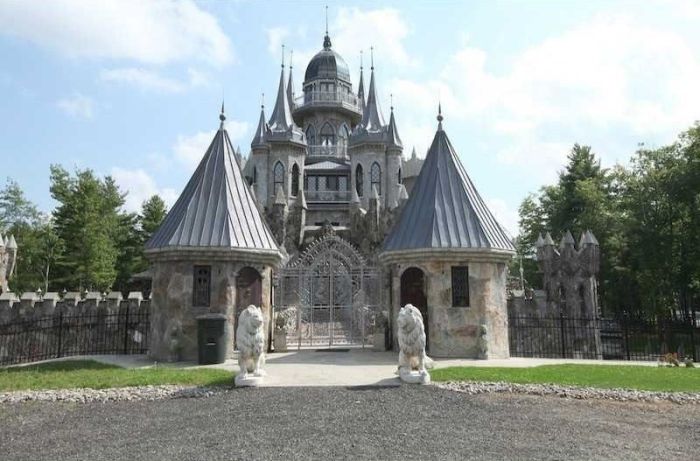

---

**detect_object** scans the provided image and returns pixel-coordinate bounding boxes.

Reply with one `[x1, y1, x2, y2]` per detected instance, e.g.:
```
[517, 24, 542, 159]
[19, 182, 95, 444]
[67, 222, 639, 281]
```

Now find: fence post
[689, 320, 697, 362]
[559, 313, 567, 358]
[123, 305, 130, 354]
[56, 312, 64, 359]
[623, 314, 631, 361]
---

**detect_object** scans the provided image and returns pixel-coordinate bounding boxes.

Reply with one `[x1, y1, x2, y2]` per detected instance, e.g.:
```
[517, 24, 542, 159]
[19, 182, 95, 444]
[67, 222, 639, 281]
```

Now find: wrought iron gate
[274, 230, 382, 349]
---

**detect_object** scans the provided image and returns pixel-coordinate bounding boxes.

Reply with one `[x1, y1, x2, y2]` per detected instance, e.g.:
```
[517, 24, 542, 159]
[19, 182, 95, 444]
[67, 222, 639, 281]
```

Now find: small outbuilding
[145, 106, 282, 362]
[380, 108, 516, 358]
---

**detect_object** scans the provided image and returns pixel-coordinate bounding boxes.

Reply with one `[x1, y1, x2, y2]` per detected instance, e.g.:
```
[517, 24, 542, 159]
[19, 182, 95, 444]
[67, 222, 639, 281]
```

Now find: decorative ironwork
[451, 266, 469, 307]
[274, 228, 382, 349]
[193, 265, 211, 307]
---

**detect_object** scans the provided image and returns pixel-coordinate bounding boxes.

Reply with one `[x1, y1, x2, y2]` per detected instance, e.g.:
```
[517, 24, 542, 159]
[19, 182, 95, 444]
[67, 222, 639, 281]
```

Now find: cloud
[110, 167, 178, 213]
[100, 68, 186, 93]
[56, 93, 95, 119]
[0, 0, 233, 66]
[485, 197, 519, 238]
[266, 27, 290, 56]
[173, 120, 250, 169]
[393, 14, 700, 175]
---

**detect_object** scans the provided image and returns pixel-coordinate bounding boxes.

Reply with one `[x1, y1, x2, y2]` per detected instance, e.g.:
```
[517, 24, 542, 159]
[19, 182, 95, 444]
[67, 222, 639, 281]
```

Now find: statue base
[235, 373, 264, 387]
[399, 367, 431, 385]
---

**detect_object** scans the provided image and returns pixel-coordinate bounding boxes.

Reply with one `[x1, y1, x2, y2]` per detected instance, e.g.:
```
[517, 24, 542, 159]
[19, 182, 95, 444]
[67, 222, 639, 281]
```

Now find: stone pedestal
[274, 330, 288, 352]
[234, 373, 264, 387]
[399, 368, 430, 385]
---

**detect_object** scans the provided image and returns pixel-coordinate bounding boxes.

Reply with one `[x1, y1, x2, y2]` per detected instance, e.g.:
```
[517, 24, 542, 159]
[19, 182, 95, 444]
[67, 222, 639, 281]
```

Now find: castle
[0, 233, 18, 293]
[145, 29, 516, 361]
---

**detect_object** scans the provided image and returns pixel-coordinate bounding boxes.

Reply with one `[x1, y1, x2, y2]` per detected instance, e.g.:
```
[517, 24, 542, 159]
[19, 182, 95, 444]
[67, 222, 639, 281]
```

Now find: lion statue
[236, 305, 266, 382]
[397, 304, 433, 383]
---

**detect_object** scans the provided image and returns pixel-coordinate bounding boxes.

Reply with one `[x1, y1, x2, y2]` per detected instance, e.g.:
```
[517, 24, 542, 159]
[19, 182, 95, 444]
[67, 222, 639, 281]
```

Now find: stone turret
[0, 233, 18, 293]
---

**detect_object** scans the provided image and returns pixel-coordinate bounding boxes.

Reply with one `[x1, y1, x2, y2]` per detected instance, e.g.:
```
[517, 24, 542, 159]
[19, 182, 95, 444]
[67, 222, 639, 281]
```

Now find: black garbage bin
[196, 314, 229, 364]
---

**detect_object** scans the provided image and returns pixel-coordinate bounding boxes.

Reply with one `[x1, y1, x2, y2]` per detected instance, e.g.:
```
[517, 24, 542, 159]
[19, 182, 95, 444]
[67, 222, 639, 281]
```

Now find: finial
[360, 49, 363, 70]
[219, 100, 226, 123]
[325, 5, 328, 35]
[370, 46, 374, 70]
[390, 93, 394, 111]
[437, 101, 443, 128]
[289, 49, 293, 69]
[261, 92, 265, 108]
[281, 44, 285, 68]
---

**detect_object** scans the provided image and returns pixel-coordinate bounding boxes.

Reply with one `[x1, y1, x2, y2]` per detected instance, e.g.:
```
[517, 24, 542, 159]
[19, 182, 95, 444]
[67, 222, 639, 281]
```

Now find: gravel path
[1, 386, 697, 461]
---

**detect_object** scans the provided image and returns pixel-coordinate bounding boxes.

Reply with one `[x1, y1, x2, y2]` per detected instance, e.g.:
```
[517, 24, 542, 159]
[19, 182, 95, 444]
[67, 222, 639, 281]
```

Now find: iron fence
[509, 314, 699, 361]
[0, 309, 149, 366]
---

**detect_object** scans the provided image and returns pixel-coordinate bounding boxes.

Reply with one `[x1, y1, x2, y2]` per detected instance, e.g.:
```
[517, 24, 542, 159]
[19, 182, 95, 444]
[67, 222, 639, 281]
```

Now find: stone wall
[387, 257, 510, 359]
[148, 259, 273, 362]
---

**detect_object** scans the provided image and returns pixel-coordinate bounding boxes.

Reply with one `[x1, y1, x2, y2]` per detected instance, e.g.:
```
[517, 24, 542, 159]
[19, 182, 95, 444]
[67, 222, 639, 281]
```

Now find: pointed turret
[350, 185, 361, 207]
[267, 61, 305, 145]
[357, 51, 366, 114]
[559, 230, 575, 249]
[295, 188, 307, 210]
[397, 183, 409, 205]
[386, 104, 402, 148]
[542, 232, 555, 246]
[535, 233, 545, 248]
[411, 147, 417, 160]
[382, 107, 515, 253]
[286, 50, 295, 110]
[146, 109, 280, 254]
[6, 235, 17, 250]
[361, 49, 385, 132]
[274, 184, 287, 206]
[251, 102, 269, 148]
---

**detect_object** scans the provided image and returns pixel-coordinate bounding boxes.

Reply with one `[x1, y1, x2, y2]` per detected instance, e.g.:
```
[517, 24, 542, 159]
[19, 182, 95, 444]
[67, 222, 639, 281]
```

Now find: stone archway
[400, 267, 428, 347]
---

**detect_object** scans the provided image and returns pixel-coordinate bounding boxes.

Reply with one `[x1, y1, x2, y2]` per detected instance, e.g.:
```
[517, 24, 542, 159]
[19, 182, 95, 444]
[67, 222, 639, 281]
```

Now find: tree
[0, 179, 41, 231]
[50, 165, 126, 291]
[140, 195, 168, 238]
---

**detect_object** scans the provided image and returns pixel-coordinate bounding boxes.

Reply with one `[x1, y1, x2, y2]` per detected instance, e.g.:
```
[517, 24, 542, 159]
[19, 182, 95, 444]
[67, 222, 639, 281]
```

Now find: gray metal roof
[386, 108, 402, 148]
[146, 113, 279, 252]
[267, 65, 305, 145]
[304, 34, 351, 84]
[383, 117, 515, 253]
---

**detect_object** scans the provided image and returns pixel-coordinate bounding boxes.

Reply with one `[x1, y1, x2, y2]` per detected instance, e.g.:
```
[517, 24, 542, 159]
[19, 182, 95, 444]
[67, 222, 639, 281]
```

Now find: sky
[1, 0, 699, 235]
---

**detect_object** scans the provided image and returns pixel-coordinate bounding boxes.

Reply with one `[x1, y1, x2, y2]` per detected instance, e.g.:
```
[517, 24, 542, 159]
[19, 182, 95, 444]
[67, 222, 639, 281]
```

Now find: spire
[397, 183, 409, 205]
[350, 185, 361, 207]
[6, 234, 16, 249]
[543, 232, 555, 246]
[560, 230, 575, 249]
[437, 101, 444, 131]
[357, 50, 366, 113]
[268, 53, 294, 132]
[411, 147, 417, 160]
[323, 5, 332, 50]
[219, 100, 226, 130]
[286, 49, 295, 110]
[386, 99, 402, 148]
[361, 46, 385, 131]
[295, 188, 307, 210]
[251, 97, 268, 148]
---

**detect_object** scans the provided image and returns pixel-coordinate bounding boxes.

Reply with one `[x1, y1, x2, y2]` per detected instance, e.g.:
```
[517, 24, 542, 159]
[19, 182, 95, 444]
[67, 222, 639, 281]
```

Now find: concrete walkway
[48, 349, 659, 387]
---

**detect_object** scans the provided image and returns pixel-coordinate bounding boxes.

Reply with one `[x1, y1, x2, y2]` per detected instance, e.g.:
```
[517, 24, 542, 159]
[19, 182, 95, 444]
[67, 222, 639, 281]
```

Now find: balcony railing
[307, 144, 348, 158]
[304, 190, 351, 202]
[295, 91, 361, 112]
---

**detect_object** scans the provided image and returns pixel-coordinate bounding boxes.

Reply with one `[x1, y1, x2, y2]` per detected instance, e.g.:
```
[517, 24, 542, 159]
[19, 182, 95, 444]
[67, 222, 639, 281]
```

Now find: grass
[431, 364, 700, 393]
[0, 360, 234, 392]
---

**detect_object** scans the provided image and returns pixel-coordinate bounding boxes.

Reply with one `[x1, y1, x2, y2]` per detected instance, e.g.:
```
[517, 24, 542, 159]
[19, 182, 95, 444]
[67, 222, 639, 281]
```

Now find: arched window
[371, 162, 381, 195]
[273, 161, 285, 194]
[320, 122, 335, 146]
[398, 167, 402, 185]
[355, 164, 364, 197]
[306, 125, 316, 145]
[291, 163, 300, 196]
[251, 166, 257, 185]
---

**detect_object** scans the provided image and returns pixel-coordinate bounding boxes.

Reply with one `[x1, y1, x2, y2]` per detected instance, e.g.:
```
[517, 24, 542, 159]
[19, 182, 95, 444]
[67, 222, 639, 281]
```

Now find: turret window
[355, 164, 364, 197]
[273, 161, 285, 194]
[320, 122, 335, 146]
[306, 125, 316, 145]
[371, 162, 382, 195]
[398, 168, 402, 185]
[291, 164, 300, 196]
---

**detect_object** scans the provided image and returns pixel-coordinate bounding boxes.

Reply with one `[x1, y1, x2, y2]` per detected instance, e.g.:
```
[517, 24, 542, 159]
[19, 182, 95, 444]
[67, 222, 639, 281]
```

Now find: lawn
[431, 364, 700, 393]
[0, 360, 233, 392]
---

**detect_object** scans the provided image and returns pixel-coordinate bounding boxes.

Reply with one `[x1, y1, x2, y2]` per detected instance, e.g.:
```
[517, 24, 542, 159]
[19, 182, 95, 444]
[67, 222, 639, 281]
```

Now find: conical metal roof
[383, 114, 515, 253]
[146, 111, 280, 253]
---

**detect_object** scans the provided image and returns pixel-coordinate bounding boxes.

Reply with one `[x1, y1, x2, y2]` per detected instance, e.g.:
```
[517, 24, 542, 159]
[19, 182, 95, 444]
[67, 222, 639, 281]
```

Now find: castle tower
[146, 106, 283, 362]
[381, 107, 515, 358]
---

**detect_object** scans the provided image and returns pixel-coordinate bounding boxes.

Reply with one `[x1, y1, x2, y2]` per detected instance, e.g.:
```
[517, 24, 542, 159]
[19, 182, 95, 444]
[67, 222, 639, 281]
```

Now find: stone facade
[147, 252, 275, 362]
[384, 252, 511, 359]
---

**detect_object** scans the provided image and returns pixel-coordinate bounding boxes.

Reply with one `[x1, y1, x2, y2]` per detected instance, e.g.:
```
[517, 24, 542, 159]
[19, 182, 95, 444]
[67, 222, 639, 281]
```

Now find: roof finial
[390, 93, 394, 111]
[281, 44, 285, 68]
[261, 92, 265, 108]
[437, 101, 443, 130]
[289, 49, 293, 70]
[360, 49, 363, 70]
[220, 100, 226, 123]
[323, 7, 332, 50]
[370, 46, 374, 70]
[325, 5, 328, 35]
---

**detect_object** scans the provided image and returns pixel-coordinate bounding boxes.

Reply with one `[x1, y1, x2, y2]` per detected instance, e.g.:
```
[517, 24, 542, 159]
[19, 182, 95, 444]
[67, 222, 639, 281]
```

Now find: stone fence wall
[0, 292, 150, 325]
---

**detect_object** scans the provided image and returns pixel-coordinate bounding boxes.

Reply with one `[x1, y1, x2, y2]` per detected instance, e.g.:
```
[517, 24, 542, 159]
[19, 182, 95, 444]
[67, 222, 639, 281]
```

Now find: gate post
[123, 305, 130, 354]
[559, 313, 567, 358]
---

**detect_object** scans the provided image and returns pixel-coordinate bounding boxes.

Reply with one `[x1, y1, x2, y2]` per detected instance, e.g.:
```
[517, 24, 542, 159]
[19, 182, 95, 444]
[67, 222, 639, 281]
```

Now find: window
[326, 176, 339, 191]
[306, 125, 316, 145]
[291, 164, 300, 196]
[320, 122, 335, 146]
[355, 164, 364, 197]
[398, 168, 402, 185]
[451, 266, 470, 307]
[193, 266, 211, 307]
[273, 161, 285, 194]
[370, 162, 382, 195]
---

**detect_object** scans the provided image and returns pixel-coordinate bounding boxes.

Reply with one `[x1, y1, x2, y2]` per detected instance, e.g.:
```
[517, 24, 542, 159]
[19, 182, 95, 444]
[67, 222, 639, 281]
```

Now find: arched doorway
[400, 267, 428, 347]
[235, 266, 262, 348]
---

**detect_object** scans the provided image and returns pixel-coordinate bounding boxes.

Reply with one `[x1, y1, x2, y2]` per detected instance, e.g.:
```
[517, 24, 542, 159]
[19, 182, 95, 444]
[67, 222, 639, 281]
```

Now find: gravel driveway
[1, 386, 697, 461]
